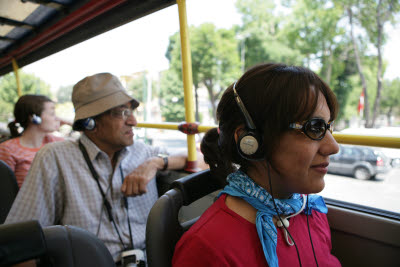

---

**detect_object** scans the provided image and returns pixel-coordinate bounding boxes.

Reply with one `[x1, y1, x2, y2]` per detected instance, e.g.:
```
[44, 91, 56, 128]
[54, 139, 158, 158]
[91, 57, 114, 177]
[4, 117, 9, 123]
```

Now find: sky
[23, 0, 400, 92]
[23, 0, 242, 91]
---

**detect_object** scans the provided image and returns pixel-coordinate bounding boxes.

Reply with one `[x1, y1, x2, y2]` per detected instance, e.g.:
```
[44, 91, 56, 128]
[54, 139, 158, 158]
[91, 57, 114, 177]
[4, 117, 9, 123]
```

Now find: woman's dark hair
[8, 94, 53, 137]
[201, 63, 338, 185]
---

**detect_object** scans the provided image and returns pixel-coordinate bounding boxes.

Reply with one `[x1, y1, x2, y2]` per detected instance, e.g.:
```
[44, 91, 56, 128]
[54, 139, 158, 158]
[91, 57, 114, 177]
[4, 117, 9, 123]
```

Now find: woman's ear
[234, 125, 246, 143]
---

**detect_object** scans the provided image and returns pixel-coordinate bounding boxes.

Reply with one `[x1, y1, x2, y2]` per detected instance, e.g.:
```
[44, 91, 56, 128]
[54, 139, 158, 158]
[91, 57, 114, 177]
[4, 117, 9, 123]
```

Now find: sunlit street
[322, 168, 400, 213]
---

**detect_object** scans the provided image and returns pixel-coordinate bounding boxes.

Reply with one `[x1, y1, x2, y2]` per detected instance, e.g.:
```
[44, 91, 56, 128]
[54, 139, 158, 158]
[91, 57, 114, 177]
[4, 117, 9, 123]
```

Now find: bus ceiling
[0, 0, 176, 77]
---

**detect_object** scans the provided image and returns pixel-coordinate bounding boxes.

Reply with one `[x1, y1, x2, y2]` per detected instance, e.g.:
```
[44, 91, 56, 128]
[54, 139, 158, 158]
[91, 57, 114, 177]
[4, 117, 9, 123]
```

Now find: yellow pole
[333, 133, 400, 149]
[12, 58, 22, 97]
[177, 0, 197, 171]
[137, 122, 180, 130]
[135, 123, 400, 149]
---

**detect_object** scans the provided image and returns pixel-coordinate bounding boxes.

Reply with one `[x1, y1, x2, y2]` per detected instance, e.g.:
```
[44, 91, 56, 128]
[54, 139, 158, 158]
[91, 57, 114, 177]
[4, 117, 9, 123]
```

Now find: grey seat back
[0, 221, 116, 267]
[43, 225, 116, 267]
[0, 160, 19, 224]
[146, 169, 222, 267]
[0, 221, 46, 266]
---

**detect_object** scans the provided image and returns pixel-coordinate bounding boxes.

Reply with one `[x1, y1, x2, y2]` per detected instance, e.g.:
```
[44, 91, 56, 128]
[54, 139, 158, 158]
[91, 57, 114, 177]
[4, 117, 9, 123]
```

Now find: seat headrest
[43, 225, 116, 267]
[171, 169, 222, 205]
[0, 220, 46, 266]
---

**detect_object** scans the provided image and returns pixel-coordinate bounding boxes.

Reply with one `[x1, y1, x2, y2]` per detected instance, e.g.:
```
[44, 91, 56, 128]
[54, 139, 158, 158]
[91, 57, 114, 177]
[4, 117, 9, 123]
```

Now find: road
[321, 167, 400, 214]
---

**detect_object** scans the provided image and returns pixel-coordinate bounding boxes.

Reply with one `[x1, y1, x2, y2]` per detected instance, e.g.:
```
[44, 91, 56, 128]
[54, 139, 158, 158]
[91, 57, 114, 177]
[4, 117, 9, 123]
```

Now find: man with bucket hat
[6, 73, 188, 264]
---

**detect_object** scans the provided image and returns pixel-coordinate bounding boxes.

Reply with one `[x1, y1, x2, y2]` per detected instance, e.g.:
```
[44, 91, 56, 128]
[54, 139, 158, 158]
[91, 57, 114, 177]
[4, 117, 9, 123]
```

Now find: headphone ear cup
[83, 118, 96, 130]
[237, 130, 260, 156]
[32, 114, 42, 125]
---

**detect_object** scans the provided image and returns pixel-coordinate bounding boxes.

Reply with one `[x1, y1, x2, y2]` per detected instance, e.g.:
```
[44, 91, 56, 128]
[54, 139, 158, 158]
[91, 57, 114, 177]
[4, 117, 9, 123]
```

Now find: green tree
[359, 0, 399, 126]
[126, 71, 160, 122]
[236, 0, 361, 123]
[283, 0, 346, 83]
[236, 0, 304, 68]
[167, 23, 241, 122]
[331, 51, 359, 121]
[343, 0, 399, 127]
[236, 0, 400, 128]
[381, 78, 400, 125]
[159, 69, 185, 122]
[127, 72, 146, 102]
[56, 85, 73, 103]
[0, 72, 51, 122]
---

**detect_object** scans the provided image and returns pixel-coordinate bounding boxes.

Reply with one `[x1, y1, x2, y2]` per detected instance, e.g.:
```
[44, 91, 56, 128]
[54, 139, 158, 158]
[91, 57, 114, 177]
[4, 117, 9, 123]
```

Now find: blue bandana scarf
[219, 170, 328, 267]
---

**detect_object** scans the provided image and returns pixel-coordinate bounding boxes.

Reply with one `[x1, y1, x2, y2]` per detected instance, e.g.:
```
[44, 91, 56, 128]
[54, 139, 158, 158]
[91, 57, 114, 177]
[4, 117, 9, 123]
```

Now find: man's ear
[91, 117, 99, 132]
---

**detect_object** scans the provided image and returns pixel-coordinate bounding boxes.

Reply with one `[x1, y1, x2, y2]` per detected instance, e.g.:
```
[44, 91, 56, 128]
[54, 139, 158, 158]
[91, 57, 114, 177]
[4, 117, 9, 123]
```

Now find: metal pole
[11, 58, 22, 97]
[177, 0, 198, 171]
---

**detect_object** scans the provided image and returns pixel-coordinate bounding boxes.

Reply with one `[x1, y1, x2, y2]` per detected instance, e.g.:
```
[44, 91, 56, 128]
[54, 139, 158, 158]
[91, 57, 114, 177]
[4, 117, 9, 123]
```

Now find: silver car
[328, 145, 391, 180]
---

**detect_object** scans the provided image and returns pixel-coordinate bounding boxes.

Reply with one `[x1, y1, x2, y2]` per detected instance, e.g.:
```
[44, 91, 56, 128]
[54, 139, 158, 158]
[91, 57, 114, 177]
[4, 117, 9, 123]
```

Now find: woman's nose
[320, 131, 339, 156]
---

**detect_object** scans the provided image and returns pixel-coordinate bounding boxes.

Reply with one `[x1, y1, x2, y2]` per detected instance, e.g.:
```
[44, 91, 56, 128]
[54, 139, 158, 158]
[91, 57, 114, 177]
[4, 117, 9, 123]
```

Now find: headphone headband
[232, 82, 257, 131]
[232, 81, 264, 160]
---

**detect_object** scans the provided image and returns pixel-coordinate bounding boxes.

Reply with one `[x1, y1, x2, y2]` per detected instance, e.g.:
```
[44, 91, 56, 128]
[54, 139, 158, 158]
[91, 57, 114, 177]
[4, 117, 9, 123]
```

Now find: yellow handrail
[333, 133, 400, 149]
[137, 122, 181, 130]
[136, 122, 216, 133]
[136, 122, 400, 149]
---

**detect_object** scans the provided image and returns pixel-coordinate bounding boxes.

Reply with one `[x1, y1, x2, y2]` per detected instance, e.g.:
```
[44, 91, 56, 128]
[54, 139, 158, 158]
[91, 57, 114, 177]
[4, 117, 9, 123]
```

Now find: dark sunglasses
[289, 118, 333, 140]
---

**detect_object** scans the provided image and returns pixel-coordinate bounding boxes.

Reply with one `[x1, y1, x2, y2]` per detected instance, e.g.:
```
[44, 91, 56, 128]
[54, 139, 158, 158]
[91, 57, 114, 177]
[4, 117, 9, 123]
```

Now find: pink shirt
[0, 135, 63, 187]
[173, 194, 341, 267]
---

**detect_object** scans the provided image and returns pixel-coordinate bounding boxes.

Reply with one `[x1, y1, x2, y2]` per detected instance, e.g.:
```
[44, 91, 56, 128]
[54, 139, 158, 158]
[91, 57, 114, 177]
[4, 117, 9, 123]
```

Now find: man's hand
[121, 157, 163, 196]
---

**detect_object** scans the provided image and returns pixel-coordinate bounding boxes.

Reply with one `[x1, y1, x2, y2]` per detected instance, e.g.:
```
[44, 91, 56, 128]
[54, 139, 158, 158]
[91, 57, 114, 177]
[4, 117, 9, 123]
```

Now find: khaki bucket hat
[72, 73, 139, 124]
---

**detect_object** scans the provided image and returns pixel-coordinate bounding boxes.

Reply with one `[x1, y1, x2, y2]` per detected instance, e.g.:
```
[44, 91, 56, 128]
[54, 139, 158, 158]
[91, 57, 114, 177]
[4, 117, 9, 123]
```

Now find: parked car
[328, 145, 391, 180]
[391, 158, 400, 168]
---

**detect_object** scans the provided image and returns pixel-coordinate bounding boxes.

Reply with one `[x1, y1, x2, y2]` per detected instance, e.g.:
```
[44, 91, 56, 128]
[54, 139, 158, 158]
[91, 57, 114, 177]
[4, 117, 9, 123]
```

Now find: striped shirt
[5, 134, 166, 261]
[0, 135, 63, 187]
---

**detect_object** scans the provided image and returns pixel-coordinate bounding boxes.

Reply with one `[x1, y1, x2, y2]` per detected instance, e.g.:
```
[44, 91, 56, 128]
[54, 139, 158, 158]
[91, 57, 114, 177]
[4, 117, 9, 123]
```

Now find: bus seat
[146, 169, 222, 267]
[0, 160, 19, 224]
[0, 221, 46, 266]
[156, 170, 194, 196]
[42, 224, 116, 267]
[0, 221, 116, 267]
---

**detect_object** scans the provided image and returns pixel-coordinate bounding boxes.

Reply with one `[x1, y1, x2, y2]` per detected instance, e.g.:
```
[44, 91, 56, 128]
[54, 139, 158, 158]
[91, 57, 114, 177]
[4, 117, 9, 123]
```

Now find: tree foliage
[236, 0, 304, 68]
[127, 72, 146, 102]
[166, 23, 241, 123]
[337, 0, 400, 127]
[381, 78, 400, 125]
[0, 72, 52, 122]
[56, 84, 73, 103]
[234, 0, 399, 127]
[159, 69, 185, 122]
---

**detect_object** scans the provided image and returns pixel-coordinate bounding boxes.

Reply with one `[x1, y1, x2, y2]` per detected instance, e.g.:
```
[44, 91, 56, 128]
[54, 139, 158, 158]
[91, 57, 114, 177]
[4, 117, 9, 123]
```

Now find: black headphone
[31, 114, 42, 125]
[232, 82, 264, 161]
[74, 118, 96, 131]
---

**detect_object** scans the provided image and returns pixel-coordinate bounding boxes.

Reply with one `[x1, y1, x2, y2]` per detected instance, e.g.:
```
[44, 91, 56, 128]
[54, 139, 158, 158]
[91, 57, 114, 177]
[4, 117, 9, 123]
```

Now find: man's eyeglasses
[109, 108, 135, 121]
[289, 118, 333, 140]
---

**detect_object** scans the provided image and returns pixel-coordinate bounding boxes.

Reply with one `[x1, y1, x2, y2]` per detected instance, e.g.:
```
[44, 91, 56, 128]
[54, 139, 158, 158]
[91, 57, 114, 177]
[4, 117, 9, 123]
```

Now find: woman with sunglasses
[173, 63, 341, 267]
